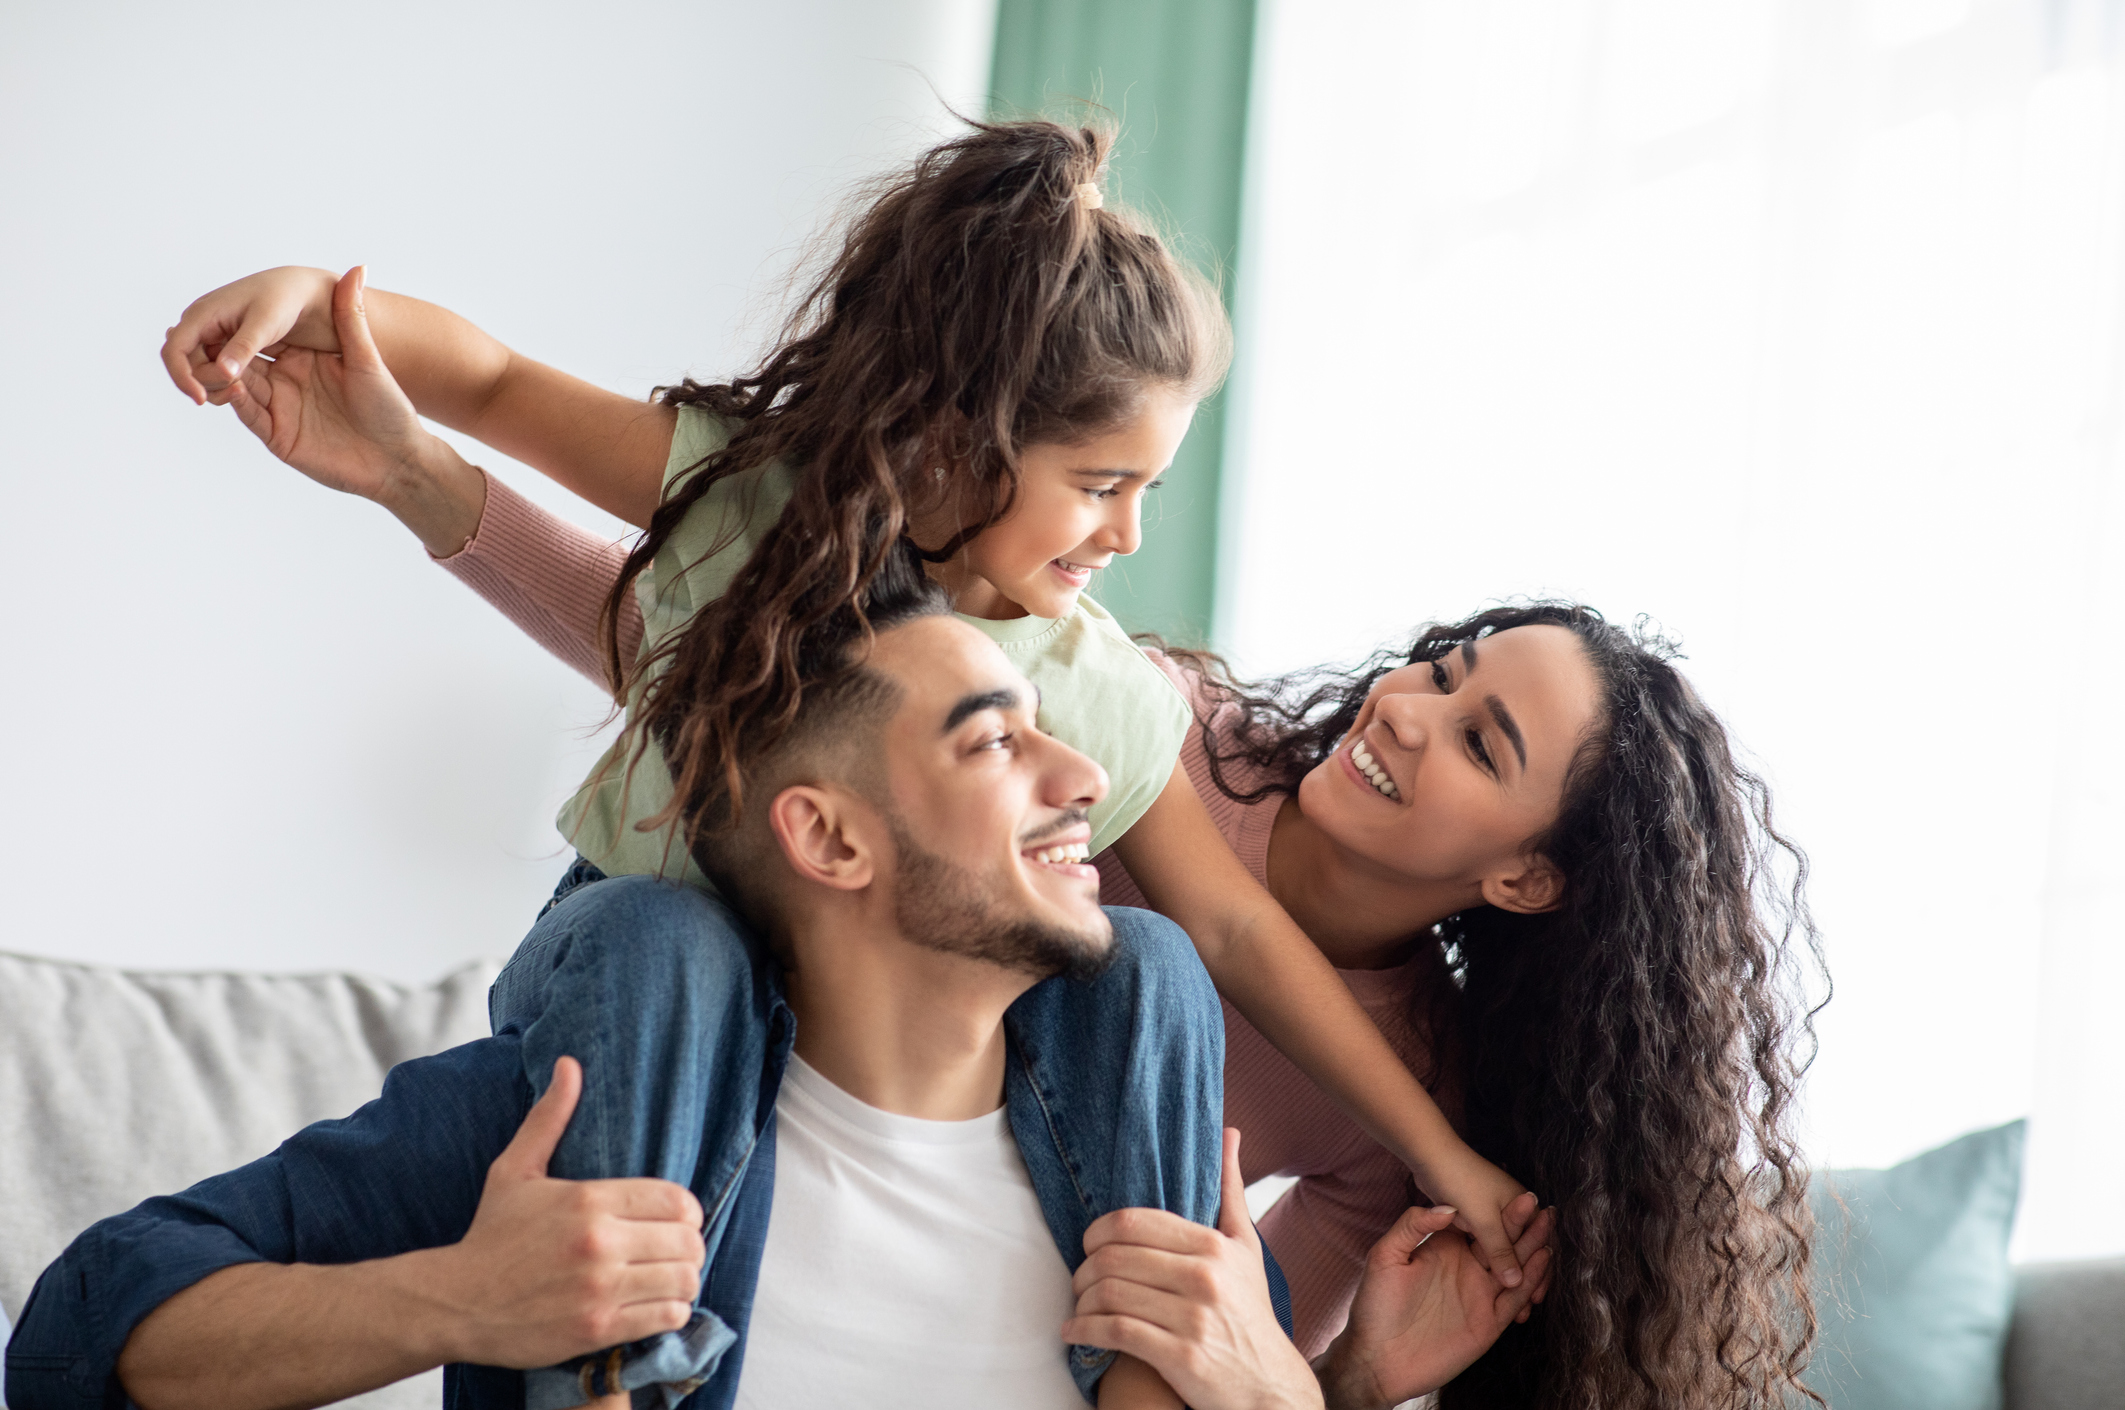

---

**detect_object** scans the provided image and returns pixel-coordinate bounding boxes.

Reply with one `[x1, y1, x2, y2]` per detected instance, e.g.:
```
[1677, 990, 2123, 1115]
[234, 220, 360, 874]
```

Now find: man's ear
[766, 784, 876, 892]
[1479, 853, 1565, 916]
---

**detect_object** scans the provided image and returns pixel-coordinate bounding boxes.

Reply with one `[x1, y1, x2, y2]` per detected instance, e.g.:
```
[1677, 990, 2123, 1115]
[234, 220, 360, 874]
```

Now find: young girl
[164, 121, 1537, 1401]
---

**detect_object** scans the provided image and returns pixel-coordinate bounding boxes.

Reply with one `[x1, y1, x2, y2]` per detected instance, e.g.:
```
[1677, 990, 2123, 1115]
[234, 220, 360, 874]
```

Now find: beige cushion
[0, 948, 500, 1410]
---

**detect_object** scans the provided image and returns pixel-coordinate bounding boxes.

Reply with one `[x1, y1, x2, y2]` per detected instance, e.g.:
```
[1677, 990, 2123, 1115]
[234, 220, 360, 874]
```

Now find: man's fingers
[497, 1056, 583, 1179]
[612, 1258, 705, 1306]
[1073, 1274, 1203, 1330]
[1082, 1206, 1222, 1260]
[602, 1300, 695, 1348]
[1071, 1242, 1209, 1300]
[1214, 1127, 1257, 1249]
[597, 1215, 706, 1271]
[1059, 1312, 1186, 1369]
[590, 1177, 705, 1229]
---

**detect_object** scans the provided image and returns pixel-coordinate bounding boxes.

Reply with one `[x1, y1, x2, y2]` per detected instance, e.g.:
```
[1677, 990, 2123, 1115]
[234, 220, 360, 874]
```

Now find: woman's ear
[766, 785, 876, 892]
[1481, 854, 1565, 915]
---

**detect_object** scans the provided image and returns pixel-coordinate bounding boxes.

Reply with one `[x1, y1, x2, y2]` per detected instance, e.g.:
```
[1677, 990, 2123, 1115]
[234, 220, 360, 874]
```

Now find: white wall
[1224, 0, 2125, 1261]
[0, 0, 994, 983]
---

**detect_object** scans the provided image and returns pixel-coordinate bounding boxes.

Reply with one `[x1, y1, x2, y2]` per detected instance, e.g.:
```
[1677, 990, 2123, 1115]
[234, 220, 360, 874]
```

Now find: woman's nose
[1370, 691, 1434, 753]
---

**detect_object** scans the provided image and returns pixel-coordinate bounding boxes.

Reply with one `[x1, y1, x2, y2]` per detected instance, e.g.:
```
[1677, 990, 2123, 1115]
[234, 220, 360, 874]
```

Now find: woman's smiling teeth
[1028, 841, 1091, 865]
[1351, 742, 1398, 799]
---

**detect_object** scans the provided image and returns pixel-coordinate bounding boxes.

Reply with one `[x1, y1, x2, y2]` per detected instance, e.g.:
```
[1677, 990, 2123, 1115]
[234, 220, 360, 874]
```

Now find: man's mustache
[1016, 808, 1092, 850]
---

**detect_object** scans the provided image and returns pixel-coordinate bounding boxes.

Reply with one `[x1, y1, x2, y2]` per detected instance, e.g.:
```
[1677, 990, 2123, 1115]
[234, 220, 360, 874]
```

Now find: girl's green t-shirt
[556, 407, 1191, 886]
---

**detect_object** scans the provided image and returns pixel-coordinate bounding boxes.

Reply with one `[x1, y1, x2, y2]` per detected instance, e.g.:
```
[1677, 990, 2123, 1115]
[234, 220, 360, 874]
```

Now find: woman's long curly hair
[602, 117, 1229, 839]
[1175, 602, 1828, 1410]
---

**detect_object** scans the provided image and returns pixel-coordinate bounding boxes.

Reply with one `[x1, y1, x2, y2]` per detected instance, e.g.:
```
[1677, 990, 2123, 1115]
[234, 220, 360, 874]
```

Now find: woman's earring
[932, 466, 947, 482]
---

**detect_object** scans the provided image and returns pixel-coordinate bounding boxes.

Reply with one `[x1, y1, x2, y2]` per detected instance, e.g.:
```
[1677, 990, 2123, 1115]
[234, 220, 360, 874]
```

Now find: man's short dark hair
[670, 540, 951, 930]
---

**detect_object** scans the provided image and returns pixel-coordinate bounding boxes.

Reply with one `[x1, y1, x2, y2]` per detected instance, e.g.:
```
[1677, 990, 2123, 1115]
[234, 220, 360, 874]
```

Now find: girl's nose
[1097, 497, 1143, 557]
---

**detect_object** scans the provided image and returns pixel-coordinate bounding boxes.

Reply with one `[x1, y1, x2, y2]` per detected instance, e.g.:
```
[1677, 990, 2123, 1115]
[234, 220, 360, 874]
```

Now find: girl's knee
[1100, 906, 1216, 1008]
[538, 875, 764, 990]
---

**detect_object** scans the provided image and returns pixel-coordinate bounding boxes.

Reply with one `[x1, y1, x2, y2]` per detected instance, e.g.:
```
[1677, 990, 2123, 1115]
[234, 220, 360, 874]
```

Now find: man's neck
[781, 909, 1035, 1122]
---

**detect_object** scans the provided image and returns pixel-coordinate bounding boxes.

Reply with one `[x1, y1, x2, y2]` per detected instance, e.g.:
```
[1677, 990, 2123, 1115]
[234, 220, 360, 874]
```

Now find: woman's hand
[1067, 1130, 1321, 1410]
[217, 266, 486, 554]
[1313, 1198, 1555, 1410]
[162, 266, 341, 405]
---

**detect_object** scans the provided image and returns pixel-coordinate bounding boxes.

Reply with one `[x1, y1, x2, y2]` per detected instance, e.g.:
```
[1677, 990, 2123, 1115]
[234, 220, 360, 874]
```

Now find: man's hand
[1066, 1130, 1321, 1410]
[163, 266, 341, 405]
[1313, 1198, 1555, 1410]
[428, 1055, 706, 1368]
[118, 1058, 705, 1410]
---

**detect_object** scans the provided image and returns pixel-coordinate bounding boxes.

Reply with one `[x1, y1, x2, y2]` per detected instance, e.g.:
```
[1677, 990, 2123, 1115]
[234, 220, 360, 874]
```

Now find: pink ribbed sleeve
[1095, 652, 1444, 1358]
[431, 472, 645, 689]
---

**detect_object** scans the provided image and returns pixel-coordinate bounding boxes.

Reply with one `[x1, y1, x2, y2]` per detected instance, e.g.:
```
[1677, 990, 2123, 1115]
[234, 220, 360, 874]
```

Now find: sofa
[3, 947, 2121, 1410]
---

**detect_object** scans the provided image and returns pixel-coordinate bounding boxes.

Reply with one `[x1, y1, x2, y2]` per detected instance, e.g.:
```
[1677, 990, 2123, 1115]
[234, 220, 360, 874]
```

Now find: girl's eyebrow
[1070, 466, 1152, 481]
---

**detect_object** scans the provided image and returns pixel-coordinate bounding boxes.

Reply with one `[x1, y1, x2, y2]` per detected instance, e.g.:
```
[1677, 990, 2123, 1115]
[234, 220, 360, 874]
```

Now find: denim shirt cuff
[6, 1216, 267, 1410]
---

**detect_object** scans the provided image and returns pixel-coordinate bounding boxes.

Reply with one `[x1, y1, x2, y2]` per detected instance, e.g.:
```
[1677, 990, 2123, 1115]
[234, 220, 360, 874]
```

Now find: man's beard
[887, 817, 1115, 984]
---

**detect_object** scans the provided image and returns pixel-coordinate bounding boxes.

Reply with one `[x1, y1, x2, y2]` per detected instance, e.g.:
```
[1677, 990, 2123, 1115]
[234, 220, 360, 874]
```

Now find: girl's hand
[219, 266, 485, 554]
[1313, 1201, 1553, 1410]
[1067, 1130, 1321, 1410]
[1415, 1139, 1538, 1290]
[163, 266, 340, 406]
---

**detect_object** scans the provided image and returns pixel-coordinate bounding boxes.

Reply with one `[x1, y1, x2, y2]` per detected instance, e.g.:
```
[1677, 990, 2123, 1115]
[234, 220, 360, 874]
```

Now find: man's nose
[1037, 731, 1109, 811]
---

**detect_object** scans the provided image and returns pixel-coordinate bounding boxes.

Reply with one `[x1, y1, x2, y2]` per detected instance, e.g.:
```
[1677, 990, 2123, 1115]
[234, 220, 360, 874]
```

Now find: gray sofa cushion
[2004, 1258, 2125, 1410]
[0, 949, 499, 1410]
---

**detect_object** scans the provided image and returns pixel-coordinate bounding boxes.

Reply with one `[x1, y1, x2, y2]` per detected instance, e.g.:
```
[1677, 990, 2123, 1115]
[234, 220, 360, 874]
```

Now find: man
[6, 582, 1548, 1410]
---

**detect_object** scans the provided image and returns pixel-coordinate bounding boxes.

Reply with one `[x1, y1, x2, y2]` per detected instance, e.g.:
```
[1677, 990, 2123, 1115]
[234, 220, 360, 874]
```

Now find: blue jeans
[492, 862, 1265, 1405]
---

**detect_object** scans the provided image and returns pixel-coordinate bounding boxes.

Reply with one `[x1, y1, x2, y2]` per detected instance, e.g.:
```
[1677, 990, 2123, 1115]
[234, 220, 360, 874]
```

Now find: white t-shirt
[732, 1055, 1086, 1408]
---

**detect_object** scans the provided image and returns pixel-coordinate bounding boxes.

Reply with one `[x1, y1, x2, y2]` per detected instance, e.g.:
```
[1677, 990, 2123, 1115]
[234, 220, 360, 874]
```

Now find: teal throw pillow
[1807, 1119, 2026, 1410]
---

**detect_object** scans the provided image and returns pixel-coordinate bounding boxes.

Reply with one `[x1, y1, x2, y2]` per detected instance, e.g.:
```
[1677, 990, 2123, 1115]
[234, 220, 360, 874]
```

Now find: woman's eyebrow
[1486, 695, 1528, 770]
[1070, 466, 1152, 481]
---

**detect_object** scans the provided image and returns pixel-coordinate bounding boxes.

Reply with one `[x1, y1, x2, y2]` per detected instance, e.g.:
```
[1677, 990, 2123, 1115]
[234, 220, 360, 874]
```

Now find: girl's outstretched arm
[1110, 763, 1534, 1291]
[162, 266, 674, 527]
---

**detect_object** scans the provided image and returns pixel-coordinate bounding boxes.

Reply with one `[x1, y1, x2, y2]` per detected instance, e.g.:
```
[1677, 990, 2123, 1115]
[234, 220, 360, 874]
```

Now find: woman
[1104, 608, 1825, 1409]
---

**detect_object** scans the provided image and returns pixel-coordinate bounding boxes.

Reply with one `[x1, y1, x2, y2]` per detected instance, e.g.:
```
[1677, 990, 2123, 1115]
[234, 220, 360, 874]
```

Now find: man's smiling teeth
[1351, 743, 1398, 799]
[1029, 842, 1091, 864]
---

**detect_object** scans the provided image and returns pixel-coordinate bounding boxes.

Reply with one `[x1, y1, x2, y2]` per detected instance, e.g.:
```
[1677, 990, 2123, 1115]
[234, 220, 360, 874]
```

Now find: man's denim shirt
[4, 991, 1161, 1410]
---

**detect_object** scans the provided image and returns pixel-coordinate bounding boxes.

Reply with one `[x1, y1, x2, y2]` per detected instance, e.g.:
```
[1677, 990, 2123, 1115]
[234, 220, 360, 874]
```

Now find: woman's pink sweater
[435, 475, 1438, 1356]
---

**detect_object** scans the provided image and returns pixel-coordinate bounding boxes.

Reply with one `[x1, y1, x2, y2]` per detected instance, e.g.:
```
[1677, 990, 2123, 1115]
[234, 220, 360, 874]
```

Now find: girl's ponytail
[605, 118, 1229, 846]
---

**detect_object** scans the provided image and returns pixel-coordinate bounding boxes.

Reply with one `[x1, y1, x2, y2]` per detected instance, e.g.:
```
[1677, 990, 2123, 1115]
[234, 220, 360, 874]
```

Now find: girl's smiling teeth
[1350, 740, 1399, 799]
[1050, 557, 1096, 583]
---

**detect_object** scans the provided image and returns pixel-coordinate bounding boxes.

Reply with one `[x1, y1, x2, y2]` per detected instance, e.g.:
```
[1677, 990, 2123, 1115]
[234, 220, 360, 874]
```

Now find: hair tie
[1076, 182, 1104, 211]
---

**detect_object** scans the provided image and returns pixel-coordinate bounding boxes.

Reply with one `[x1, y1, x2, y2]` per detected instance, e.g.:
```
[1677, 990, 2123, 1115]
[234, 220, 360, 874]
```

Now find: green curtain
[989, 0, 1259, 645]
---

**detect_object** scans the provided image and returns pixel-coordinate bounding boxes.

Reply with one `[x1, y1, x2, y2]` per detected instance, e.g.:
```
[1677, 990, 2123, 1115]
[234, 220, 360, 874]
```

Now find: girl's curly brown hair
[1174, 602, 1828, 1410]
[598, 117, 1228, 844]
